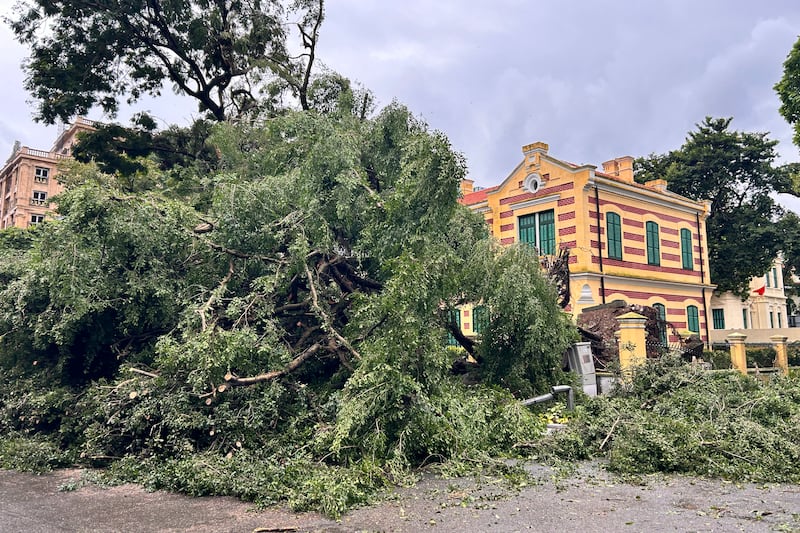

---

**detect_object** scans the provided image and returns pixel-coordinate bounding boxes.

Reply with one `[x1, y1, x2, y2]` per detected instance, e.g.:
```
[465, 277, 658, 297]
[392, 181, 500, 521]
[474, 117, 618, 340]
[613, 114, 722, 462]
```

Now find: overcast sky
[1, 0, 799, 208]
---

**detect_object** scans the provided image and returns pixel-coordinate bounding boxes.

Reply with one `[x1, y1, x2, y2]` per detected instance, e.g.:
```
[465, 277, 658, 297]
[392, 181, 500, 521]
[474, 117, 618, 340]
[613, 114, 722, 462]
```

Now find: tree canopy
[635, 117, 791, 297]
[776, 34, 800, 154]
[0, 101, 576, 512]
[8, 0, 324, 123]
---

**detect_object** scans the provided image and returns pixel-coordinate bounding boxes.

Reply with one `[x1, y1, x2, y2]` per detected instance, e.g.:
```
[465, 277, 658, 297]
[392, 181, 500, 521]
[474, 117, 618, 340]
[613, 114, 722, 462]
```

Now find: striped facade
[460, 141, 714, 345]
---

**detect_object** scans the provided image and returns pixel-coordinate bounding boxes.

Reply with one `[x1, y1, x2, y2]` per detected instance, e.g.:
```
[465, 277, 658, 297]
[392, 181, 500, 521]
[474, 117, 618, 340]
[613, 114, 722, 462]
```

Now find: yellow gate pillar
[616, 312, 648, 377]
[770, 335, 789, 376]
[727, 332, 747, 375]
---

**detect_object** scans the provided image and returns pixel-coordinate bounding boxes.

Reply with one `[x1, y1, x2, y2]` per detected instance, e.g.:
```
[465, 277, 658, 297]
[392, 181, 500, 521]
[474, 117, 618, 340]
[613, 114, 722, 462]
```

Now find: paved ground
[2, 463, 800, 532]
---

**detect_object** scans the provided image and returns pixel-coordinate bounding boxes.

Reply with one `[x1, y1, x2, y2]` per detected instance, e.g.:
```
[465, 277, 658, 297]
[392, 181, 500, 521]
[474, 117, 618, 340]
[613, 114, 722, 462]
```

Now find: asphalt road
[2, 463, 800, 532]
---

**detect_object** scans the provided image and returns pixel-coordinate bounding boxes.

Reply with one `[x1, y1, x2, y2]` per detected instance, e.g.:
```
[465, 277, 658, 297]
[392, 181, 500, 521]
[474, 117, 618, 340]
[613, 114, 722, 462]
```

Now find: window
[34, 167, 49, 183]
[773, 268, 779, 289]
[646, 221, 660, 266]
[766, 274, 771, 288]
[778, 312, 783, 328]
[680, 228, 693, 270]
[712, 309, 725, 329]
[30, 214, 44, 225]
[518, 209, 555, 255]
[653, 303, 667, 345]
[473, 305, 488, 335]
[31, 190, 47, 206]
[606, 212, 622, 260]
[446, 308, 461, 346]
[742, 309, 748, 329]
[686, 305, 699, 333]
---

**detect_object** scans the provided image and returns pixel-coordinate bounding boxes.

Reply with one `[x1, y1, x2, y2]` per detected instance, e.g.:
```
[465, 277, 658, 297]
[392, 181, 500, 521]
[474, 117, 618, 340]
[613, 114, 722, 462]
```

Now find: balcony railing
[17, 147, 69, 161]
[30, 198, 46, 206]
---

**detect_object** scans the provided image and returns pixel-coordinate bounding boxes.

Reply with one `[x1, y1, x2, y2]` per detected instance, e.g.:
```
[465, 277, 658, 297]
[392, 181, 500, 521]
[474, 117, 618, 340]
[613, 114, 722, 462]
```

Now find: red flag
[753, 285, 766, 295]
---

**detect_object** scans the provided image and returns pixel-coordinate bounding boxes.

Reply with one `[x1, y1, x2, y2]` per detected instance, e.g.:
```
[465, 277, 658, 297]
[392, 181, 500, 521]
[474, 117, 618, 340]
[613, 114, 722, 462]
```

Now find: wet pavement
[2, 463, 800, 532]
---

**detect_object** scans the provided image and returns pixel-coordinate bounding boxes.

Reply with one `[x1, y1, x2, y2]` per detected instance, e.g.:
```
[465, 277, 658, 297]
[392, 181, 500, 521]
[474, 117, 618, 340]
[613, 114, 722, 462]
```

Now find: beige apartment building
[0, 118, 95, 229]
[708, 256, 800, 344]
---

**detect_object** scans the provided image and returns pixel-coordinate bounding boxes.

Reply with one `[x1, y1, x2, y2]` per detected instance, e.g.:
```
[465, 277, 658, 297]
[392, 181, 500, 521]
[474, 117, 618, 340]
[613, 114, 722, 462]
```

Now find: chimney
[644, 179, 668, 192]
[460, 179, 474, 195]
[522, 141, 548, 167]
[601, 156, 634, 183]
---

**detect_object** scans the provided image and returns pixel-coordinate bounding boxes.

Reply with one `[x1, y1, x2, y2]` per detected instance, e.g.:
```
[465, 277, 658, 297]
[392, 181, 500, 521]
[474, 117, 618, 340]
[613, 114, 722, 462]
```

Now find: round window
[523, 173, 543, 193]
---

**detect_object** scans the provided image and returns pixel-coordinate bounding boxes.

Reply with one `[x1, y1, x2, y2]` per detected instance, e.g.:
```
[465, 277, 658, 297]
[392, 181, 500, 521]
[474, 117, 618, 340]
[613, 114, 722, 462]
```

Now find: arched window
[646, 221, 660, 266]
[680, 228, 693, 270]
[606, 212, 622, 260]
[686, 305, 699, 333]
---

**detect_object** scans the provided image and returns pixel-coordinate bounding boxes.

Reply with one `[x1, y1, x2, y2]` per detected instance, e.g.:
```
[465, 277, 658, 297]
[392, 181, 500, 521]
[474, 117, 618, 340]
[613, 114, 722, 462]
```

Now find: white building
[708, 256, 799, 344]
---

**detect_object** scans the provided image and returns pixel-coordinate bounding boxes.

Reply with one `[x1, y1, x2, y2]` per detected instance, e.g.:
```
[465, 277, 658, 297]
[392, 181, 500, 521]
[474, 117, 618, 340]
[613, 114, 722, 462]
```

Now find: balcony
[16, 147, 69, 161]
[30, 198, 46, 206]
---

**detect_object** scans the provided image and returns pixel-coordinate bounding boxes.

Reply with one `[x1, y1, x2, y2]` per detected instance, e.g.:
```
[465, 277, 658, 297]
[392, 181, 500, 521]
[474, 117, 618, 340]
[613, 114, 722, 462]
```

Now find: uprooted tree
[0, 101, 576, 512]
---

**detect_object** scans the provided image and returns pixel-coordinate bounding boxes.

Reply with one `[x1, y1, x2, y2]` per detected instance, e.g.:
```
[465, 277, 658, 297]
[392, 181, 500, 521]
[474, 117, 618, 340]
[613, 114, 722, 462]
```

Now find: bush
[706, 349, 731, 370]
[747, 347, 776, 368]
[537, 356, 800, 482]
[788, 343, 800, 367]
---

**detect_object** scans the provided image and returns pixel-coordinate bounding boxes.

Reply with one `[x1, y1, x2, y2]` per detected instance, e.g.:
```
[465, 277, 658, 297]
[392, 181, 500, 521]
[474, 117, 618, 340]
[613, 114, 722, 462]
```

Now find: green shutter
[539, 210, 555, 255]
[518, 210, 555, 254]
[473, 305, 487, 335]
[680, 228, 693, 270]
[687, 305, 699, 333]
[646, 221, 660, 266]
[518, 214, 536, 246]
[712, 309, 725, 329]
[606, 212, 622, 260]
[446, 308, 461, 346]
[653, 303, 667, 345]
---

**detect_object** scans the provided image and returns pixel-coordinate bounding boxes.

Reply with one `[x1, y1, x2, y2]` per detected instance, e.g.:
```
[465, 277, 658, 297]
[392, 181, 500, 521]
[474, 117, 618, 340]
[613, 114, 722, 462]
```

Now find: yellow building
[0, 118, 96, 229]
[460, 141, 714, 345]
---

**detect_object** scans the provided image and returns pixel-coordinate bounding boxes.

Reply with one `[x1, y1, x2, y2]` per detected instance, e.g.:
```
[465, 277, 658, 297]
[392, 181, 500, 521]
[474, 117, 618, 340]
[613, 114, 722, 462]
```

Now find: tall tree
[635, 117, 787, 297]
[776, 35, 800, 155]
[8, 0, 324, 123]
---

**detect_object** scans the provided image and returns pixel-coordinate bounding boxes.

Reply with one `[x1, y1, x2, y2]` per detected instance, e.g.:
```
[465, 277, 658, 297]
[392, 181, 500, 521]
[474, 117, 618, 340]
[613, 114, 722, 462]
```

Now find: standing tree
[7, 0, 324, 123]
[635, 117, 788, 297]
[776, 35, 800, 155]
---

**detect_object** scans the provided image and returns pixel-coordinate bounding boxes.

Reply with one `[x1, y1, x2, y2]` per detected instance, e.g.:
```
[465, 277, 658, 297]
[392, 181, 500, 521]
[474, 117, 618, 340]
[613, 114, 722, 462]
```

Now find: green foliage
[102, 452, 385, 518]
[0, 175, 204, 384]
[776, 35, 800, 150]
[0, 435, 72, 473]
[466, 243, 576, 396]
[539, 357, 800, 482]
[635, 117, 789, 296]
[706, 349, 732, 370]
[71, 115, 218, 185]
[790, 344, 800, 367]
[747, 347, 777, 368]
[8, 0, 325, 122]
[0, 104, 574, 515]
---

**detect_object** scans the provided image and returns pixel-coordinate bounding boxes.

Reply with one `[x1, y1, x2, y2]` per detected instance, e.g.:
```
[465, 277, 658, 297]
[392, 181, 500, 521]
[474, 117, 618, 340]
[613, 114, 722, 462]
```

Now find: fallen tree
[0, 101, 576, 515]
